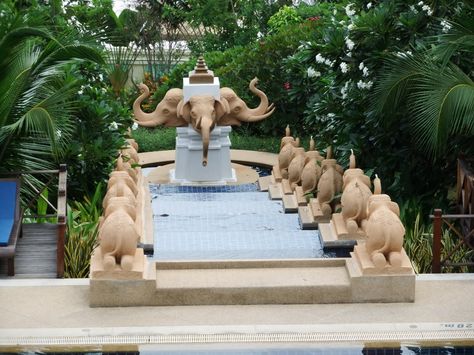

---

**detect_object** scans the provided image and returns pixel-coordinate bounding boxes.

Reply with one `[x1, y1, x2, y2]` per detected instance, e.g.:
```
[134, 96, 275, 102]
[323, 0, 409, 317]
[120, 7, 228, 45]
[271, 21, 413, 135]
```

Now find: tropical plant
[403, 212, 474, 274]
[372, 49, 474, 159]
[62, 62, 133, 200]
[64, 183, 103, 278]
[0, 7, 103, 174]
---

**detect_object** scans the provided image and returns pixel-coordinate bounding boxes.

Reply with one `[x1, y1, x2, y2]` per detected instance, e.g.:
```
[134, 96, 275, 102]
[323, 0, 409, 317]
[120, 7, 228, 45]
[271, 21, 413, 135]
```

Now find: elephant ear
[177, 100, 192, 124]
[215, 98, 229, 120]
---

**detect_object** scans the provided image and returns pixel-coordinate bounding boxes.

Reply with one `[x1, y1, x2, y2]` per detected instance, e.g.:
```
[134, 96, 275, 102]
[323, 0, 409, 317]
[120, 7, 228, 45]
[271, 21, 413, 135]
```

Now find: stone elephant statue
[300, 137, 324, 196]
[365, 176, 405, 268]
[287, 147, 306, 190]
[133, 78, 275, 166]
[317, 158, 343, 217]
[99, 197, 139, 271]
[340, 151, 372, 233]
[102, 171, 137, 210]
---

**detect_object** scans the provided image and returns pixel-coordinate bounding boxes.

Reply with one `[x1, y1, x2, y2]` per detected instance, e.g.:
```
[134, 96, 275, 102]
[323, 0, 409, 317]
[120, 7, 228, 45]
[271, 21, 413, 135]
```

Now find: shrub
[63, 62, 134, 200]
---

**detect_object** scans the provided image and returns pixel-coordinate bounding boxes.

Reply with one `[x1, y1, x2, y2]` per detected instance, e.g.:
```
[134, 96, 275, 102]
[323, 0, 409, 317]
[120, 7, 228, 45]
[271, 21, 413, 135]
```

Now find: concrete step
[154, 259, 351, 305]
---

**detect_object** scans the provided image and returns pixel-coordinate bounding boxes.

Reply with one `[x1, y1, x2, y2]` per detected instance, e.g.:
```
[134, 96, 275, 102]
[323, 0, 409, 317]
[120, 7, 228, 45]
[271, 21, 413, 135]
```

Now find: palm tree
[0, 22, 104, 173]
[372, 16, 474, 159]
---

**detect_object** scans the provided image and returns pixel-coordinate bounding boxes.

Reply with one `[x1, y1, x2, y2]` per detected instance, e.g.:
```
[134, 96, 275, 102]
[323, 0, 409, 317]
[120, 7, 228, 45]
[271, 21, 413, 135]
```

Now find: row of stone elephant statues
[274, 127, 406, 269]
[97, 139, 142, 271]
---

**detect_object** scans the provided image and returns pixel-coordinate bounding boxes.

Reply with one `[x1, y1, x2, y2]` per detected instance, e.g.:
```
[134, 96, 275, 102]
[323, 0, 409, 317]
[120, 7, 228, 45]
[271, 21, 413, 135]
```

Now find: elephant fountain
[133, 59, 274, 168]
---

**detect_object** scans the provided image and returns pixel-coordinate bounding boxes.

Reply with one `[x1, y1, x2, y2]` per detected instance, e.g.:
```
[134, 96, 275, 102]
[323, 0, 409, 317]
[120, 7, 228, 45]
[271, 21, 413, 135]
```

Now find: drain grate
[2, 330, 474, 346]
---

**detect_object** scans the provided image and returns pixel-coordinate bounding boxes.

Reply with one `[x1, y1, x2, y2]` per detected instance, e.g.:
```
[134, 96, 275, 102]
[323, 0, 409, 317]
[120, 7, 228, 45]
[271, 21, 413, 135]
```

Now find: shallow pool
[149, 183, 324, 260]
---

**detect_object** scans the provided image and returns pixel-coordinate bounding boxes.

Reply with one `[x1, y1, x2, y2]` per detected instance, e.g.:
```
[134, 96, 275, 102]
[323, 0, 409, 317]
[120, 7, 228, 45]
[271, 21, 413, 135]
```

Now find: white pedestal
[183, 77, 220, 102]
[170, 125, 236, 184]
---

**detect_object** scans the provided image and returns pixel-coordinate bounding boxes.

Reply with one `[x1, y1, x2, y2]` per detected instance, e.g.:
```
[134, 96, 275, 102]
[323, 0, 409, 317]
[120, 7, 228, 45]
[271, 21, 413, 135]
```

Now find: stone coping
[0, 276, 474, 348]
[139, 149, 278, 168]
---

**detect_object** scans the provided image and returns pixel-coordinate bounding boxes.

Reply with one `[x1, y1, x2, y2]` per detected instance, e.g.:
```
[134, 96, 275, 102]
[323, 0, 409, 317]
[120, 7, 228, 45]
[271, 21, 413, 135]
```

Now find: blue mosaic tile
[149, 183, 323, 260]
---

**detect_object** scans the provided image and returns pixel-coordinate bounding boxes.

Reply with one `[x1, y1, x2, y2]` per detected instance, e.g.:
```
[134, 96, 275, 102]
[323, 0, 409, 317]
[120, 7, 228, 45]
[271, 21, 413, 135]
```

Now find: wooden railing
[1, 165, 67, 277]
[431, 209, 474, 273]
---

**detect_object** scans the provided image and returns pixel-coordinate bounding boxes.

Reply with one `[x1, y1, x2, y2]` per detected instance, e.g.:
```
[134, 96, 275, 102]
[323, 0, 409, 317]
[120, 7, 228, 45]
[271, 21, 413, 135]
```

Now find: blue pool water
[149, 183, 324, 260]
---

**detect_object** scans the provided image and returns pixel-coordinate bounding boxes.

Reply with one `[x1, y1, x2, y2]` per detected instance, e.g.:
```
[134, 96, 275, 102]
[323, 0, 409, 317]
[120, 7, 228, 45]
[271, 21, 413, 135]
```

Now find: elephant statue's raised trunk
[244, 78, 275, 121]
[219, 78, 275, 125]
[133, 84, 185, 128]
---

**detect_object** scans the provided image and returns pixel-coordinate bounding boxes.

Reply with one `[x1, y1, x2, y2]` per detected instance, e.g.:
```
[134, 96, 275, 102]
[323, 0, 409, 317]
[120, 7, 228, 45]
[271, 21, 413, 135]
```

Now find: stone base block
[282, 193, 298, 213]
[90, 248, 145, 280]
[331, 213, 367, 241]
[281, 179, 293, 195]
[258, 175, 274, 192]
[268, 183, 283, 200]
[346, 254, 415, 303]
[351, 244, 414, 276]
[272, 165, 283, 182]
[298, 206, 317, 229]
[294, 186, 308, 206]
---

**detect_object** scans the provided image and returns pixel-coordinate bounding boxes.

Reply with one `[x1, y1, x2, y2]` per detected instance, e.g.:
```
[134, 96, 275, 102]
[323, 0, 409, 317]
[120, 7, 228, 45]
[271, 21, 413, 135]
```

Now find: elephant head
[219, 78, 275, 126]
[133, 84, 186, 128]
[177, 95, 228, 166]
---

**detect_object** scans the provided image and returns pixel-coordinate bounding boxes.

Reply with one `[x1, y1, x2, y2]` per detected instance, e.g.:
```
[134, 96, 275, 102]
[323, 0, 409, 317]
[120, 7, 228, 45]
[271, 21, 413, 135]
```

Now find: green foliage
[64, 183, 103, 279]
[373, 51, 474, 158]
[132, 126, 177, 152]
[403, 211, 474, 274]
[132, 126, 284, 154]
[184, 0, 288, 54]
[267, 5, 302, 33]
[0, 4, 104, 174]
[62, 62, 133, 200]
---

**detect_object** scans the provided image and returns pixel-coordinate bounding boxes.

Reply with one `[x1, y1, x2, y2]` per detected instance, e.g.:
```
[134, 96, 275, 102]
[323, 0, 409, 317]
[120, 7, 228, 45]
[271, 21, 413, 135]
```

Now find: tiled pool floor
[150, 184, 323, 260]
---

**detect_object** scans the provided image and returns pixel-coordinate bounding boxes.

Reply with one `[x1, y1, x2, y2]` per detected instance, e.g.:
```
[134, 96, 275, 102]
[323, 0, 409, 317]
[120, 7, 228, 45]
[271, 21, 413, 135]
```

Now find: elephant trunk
[200, 117, 213, 167]
[240, 78, 276, 122]
[133, 84, 162, 127]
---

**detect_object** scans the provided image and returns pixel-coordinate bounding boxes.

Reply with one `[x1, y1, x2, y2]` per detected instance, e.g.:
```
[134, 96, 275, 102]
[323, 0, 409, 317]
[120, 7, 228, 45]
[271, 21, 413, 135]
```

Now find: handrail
[431, 209, 474, 273]
[0, 165, 67, 277]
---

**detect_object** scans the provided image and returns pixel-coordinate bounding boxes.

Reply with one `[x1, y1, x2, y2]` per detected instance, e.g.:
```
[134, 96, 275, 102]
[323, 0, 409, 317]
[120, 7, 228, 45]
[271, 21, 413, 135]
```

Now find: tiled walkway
[150, 184, 323, 260]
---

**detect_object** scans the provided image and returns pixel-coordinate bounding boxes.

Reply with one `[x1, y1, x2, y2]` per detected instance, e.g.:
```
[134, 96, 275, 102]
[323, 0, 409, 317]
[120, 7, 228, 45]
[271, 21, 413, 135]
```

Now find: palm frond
[409, 62, 474, 157]
[0, 42, 39, 127]
[370, 52, 426, 119]
[429, 15, 474, 66]
[0, 27, 51, 66]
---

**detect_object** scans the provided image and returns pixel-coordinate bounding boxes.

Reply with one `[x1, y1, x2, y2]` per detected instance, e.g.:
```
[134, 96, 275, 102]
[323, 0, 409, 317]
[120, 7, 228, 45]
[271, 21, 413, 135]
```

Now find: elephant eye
[233, 107, 241, 113]
[163, 109, 170, 115]
[191, 110, 197, 118]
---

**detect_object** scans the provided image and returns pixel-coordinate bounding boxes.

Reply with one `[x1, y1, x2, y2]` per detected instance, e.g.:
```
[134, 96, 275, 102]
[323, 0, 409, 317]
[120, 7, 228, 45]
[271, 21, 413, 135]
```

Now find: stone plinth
[90, 258, 416, 307]
[331, 213, 366, 240]
[171, 125, 236, 184]
[346, 243, 415, 303]
[90, 248, 145, 280]
[351, 243, 414, 275]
